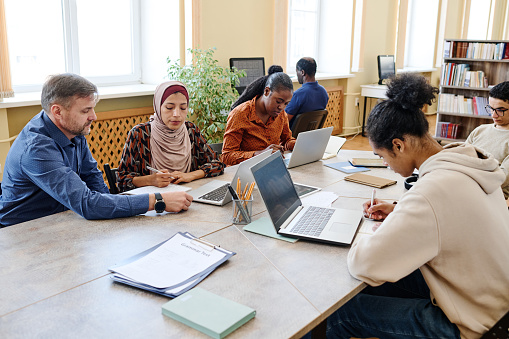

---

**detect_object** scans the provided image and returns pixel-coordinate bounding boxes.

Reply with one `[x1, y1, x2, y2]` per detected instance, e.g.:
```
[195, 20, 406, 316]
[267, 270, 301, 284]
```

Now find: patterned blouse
[117, 121, 225, 192]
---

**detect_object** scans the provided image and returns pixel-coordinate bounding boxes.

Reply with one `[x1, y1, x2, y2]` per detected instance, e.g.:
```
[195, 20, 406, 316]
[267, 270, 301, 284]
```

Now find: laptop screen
[251, 153, 302, 231]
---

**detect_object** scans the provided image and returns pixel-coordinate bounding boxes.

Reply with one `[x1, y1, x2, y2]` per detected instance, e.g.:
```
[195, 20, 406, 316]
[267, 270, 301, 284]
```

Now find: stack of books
[436, 122, 462, 139]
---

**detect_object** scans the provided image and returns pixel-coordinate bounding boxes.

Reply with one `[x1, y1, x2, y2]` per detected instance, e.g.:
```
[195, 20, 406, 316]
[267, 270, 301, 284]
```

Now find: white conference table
[0, 150, 408, 338]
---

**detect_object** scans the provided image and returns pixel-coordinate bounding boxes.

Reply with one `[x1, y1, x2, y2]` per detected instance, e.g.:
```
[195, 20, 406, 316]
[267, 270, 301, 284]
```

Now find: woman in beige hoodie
[326, 74, 509, 339]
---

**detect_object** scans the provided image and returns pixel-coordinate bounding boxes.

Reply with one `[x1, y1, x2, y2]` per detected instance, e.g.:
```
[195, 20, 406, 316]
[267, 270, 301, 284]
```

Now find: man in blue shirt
[0, 73, 193, 227]
[285, 57, 329, 130]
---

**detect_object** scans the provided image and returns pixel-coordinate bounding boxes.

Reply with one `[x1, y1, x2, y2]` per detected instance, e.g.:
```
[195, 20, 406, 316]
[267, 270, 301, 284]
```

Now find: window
[403, 0, 439, 69]
[466, 0, 492, 39]
[287, 0, 353, 74]
[5, 0, 141, 92]
[287, 0, 320, 71]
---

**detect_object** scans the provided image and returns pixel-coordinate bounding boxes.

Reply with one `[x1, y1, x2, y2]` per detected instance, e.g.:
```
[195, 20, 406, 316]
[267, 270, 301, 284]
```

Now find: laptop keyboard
[198, 183, 229, 201]
[290, 206, 335, 237]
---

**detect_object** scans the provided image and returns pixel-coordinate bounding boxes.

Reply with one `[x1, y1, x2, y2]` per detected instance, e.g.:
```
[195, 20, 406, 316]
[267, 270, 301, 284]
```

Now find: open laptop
[251, 152, 363, 245]
[189, 150, 272, 206]
[189, 150, 321, 206]
[285, 127, 333, 168]
[322, 135, 347, 160]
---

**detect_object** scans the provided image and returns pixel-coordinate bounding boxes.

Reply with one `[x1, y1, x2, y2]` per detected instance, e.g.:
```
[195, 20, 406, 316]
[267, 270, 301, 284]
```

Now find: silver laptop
[189, 150, 273, 206]
[285, 127, 333, 168]
[251, 152, 363, 245]
[189, 150, 321, 205]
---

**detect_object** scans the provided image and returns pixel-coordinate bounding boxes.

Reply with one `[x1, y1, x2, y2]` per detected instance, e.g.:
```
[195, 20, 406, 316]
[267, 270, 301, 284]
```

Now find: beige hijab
[150, 81, 192, 172]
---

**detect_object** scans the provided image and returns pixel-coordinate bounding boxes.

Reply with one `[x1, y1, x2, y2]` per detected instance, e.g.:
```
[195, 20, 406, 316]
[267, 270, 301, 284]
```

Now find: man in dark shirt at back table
[285, 57, 329, 131]
[0, 73, 192, 227]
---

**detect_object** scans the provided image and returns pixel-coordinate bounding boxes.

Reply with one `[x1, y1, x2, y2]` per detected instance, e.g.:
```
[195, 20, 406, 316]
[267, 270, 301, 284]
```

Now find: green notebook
[162, 287, 256, 338]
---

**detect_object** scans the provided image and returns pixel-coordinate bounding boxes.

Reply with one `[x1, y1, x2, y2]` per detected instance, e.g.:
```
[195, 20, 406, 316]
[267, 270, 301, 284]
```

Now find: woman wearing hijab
[117, 81, 225, 192]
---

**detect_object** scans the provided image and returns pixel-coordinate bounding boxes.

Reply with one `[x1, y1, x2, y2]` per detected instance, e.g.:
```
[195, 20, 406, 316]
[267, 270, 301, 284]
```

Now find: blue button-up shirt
[0, 111, 149, 226]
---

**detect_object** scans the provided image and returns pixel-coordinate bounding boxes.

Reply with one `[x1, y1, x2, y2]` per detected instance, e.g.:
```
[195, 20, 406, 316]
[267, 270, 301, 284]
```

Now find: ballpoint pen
[147, 165, 175, 179]
[369, 188, 376, 219]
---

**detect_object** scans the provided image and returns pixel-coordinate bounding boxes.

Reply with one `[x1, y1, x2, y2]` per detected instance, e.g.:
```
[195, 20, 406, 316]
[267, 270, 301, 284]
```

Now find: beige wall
[198, 0, 276, 68]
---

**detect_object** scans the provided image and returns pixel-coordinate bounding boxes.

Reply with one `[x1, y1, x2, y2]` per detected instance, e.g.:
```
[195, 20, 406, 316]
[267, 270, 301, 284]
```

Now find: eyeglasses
[485, 105, 508, 116]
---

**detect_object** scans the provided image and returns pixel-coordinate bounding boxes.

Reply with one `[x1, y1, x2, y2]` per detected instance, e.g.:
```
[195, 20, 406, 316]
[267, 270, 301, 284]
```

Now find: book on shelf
[438, 94, 489, 115]
[436, 122, 462, 139]
[444, 41, 451, 58]
[445, 41, 509, 60]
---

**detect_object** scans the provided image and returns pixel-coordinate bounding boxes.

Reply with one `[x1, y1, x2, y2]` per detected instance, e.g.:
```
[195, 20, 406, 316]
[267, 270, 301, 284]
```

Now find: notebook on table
[250, 152, 363, 245]
[322, 136, 347, 160]
[284, 127, 333, 169]
[349, 158, 387, 168]
[162, 287, 256, 339]
[344, 173, 397, 188]
[325, 161, 370, 174]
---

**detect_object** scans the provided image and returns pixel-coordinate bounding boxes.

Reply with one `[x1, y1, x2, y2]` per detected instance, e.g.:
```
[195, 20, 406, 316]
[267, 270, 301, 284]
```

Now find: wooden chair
[103, 163, 119, 194]
[209, 142, 223, 156]
[291, 109, 329, 138]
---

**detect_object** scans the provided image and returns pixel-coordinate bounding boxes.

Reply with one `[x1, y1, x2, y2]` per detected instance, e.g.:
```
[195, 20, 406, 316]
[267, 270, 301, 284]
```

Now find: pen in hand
[369, 188, 376, 219]
[147, 165, 175, 179]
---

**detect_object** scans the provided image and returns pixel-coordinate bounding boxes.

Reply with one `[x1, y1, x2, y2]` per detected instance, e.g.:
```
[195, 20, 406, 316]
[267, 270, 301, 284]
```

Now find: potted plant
[167, 48, 246, 143]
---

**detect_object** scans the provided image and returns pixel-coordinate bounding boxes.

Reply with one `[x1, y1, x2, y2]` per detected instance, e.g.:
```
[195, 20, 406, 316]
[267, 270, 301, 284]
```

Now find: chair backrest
[291, 109, 329, 138]
[209, 142, 223, 156]
[481, 310, 509, 339]
[103, 163, 119, 194]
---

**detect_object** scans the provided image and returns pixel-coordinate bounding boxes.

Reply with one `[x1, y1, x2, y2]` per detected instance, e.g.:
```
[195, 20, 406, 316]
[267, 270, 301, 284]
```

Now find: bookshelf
[436, 39, 509, 142]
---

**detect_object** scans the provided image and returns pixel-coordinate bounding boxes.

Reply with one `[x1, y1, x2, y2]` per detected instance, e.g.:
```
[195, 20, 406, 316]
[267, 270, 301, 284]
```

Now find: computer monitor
[229, 57, 265, 95]
[377, 55, 396, 85]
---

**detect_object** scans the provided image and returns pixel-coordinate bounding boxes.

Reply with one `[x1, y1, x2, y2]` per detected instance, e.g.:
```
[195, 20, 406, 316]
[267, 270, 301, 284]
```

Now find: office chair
[104, 163, 119, 194]
[209, 142, 223, 156]
[481, 310, 509, 338]
[291, 109, 328, 138]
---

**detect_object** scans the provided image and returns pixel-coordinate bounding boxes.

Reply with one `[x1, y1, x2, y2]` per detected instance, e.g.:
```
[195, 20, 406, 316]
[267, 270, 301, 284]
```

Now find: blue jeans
[326, 270, 461, 339]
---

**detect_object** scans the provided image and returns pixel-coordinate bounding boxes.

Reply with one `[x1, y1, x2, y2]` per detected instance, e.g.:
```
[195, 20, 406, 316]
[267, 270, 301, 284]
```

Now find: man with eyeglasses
[466, 81, 509, 199]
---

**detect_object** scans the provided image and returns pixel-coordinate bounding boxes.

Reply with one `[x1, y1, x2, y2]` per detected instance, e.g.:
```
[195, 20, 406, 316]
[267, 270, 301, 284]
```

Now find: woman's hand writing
[362, 198, 396, 221]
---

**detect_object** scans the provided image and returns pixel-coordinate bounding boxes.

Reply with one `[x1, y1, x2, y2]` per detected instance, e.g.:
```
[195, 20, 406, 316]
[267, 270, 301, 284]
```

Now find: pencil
[242, 183, 249, 199]
[243, 182, 255, 210]
[246, 182, 255, 200]
[236, 178, 241, 196]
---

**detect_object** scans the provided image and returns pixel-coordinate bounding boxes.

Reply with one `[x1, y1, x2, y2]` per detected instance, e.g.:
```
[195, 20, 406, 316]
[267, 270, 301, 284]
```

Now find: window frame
[10, 0, 141, 93]
[286, 0, 321, 74]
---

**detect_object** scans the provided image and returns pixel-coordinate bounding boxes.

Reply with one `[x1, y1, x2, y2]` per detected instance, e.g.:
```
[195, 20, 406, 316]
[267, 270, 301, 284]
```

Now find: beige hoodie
[348, 143, 509, 339]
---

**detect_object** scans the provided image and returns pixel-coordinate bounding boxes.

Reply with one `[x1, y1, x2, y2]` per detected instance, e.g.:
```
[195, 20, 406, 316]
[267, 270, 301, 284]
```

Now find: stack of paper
[109, 232, 235, 297]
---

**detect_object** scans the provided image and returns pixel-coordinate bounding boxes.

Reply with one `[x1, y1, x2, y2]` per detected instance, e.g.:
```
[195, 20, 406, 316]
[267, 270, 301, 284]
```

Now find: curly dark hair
[366, 73, 438, 151]
[230, 65, 293, 110]
[489, 81, 509, 103]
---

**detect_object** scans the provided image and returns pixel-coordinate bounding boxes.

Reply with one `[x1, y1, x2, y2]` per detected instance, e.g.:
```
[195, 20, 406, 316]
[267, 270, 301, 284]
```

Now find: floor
[341, 114, 437, 152]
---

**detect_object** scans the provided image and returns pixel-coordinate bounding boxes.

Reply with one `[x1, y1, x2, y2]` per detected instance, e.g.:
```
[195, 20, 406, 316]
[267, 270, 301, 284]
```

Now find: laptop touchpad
[329, 222, 350, 234]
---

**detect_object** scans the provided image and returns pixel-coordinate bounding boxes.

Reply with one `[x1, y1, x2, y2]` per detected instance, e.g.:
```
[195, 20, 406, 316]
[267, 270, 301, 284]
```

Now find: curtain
[0, 0, 14, 99]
